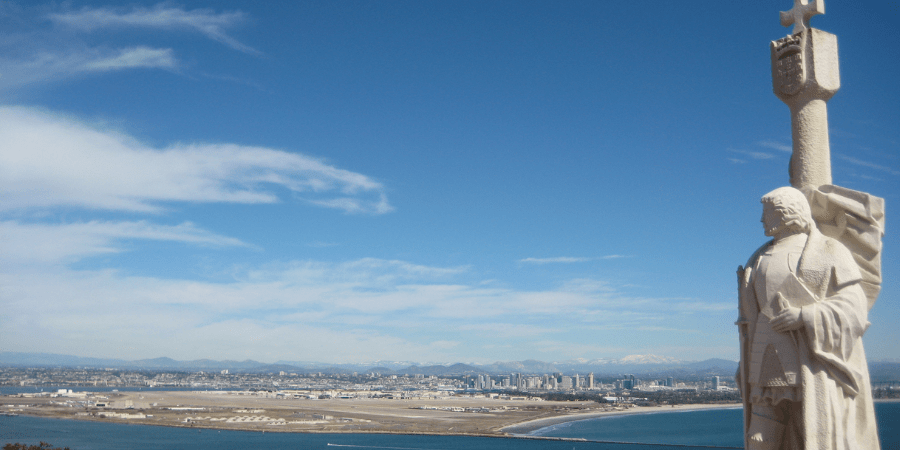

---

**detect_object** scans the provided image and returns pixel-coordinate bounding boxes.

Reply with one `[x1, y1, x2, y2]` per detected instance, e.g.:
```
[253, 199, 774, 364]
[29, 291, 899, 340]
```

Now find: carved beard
[762, 209, 787, 237]
[765, 218, 806, 239]
[765, 222, 785, 237]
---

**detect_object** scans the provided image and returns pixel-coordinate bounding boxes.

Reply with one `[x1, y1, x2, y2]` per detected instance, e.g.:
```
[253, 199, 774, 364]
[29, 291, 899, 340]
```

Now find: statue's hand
[771, 303, 803, 332]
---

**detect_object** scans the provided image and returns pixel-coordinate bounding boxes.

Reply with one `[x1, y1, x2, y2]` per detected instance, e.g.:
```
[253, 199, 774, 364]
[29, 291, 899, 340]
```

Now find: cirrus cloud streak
[0, 220, 250, 266]
[48, 4, 259, 55]
[0, 256, 733, 362]
[0, 106, 392, 215]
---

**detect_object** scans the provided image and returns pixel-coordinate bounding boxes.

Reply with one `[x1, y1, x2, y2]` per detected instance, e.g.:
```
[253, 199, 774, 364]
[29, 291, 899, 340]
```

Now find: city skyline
[1, 1, 897, 364]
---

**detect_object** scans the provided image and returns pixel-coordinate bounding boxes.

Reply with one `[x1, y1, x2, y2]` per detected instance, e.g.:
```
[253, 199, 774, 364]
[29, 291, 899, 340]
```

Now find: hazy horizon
[9, 350, 900, 368]
[3, 350, 744, 365]
[2, 1, 897, 365]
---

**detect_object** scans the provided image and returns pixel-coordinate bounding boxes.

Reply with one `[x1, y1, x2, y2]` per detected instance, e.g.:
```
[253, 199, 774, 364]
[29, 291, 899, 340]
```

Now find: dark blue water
[534, 402, 897, 448]
[531, 407, 745, 447]
[1, 403, 896, 449]
[0, 415, 728, 450]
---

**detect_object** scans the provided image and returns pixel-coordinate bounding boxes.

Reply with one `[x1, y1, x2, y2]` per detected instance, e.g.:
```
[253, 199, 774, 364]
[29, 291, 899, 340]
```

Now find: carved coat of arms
[771, 34, 806, 96]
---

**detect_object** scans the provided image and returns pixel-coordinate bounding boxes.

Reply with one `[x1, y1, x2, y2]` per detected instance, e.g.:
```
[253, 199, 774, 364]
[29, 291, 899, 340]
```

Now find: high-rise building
[588, 372, 594, 389]
[622, 374, 635, 390]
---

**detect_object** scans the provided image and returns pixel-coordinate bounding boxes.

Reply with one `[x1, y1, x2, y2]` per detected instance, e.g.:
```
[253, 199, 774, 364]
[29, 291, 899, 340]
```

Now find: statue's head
[760, 186, 814, 238]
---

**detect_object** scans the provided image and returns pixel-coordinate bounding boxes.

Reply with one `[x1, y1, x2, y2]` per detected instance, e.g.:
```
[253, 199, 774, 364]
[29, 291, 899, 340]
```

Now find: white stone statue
[736, 186, 881, 450]
[736, 2, 886, 447]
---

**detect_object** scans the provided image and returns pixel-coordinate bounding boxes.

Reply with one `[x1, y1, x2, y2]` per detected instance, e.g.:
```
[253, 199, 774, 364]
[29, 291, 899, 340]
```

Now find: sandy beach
[501, 402, 742, 434]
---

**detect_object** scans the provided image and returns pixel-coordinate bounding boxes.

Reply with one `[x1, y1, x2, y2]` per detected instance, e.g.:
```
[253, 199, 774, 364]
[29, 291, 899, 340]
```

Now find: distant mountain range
[0, 352, 735, 376]
[3, 352, 899, 379]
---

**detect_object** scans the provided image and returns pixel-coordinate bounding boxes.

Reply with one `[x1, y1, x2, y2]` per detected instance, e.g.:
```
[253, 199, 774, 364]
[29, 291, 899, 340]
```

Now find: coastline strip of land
[4, 389, 743, 437]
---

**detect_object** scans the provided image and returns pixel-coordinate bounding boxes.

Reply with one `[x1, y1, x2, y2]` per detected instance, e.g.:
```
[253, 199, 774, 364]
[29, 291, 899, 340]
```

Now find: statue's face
[761, 202, 786, 237]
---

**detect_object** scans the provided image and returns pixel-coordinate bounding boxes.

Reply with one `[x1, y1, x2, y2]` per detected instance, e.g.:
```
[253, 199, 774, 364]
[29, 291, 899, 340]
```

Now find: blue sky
[1, 1, 897, 364]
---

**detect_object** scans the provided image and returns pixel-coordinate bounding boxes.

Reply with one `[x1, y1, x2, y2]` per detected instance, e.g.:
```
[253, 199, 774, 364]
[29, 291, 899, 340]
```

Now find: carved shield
[771, 34, 806, 96]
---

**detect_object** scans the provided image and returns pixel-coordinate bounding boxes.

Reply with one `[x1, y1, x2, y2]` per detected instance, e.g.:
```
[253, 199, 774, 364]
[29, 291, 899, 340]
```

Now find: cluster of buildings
[1, 367, 732, 395]
[472, 372, 596, 390]
[469, 372, 730, 393]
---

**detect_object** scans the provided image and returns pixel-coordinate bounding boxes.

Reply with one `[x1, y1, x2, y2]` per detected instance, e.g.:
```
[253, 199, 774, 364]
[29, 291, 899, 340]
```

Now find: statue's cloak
[737, 226, 880, 450]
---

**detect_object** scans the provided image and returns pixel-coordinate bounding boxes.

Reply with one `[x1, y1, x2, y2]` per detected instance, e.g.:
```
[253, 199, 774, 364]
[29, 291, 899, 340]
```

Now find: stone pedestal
[771, 28, 840, 189]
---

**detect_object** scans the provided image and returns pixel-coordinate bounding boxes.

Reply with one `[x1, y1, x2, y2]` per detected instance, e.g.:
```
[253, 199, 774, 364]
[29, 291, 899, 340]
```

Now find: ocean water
[529, 407, 745, 447]
[533, 402, 898, 448]
[1, 403, 896, 449]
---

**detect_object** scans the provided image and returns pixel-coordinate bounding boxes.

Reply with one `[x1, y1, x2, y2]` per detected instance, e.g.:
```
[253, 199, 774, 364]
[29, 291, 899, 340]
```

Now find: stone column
[771, 28, 840, 189]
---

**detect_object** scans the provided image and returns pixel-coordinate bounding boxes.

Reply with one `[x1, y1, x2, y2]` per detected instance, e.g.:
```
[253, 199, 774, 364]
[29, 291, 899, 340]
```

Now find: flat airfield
[4, 390, 740, 436]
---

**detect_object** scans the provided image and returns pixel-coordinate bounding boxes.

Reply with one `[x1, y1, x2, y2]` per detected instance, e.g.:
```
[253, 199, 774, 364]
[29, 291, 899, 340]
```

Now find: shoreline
[5, 394, 741, 438]
[10, 393, 893, 438]
[501, 403, 741, 435]
[503, 399, 900, 435]
[4, 391, 604, 437]
[11, 400, 898, 439]
[6, 405, 741, 441]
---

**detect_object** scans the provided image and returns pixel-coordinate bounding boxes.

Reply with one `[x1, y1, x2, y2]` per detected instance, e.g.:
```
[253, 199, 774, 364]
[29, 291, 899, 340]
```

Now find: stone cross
[780, 0, 825, 35]
[771, 0, 838, 188]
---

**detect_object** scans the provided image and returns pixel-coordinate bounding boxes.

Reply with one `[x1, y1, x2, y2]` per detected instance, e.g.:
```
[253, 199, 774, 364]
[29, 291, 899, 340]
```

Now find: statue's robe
[737, 228, 880, 450]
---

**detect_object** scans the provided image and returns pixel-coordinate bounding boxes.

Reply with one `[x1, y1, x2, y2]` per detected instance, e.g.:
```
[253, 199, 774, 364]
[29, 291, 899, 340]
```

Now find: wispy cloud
[1, 220, 249, 265]
[457, 323, 560, 337]
[0, 106, 392, 215]
[728, 148, 776, 160]
[307, 241, 339, 248]
[0, 4, 258, 92]
[519, 255, 626, 264]
[758, 141, 792, 153]
[80, 47, 176, 71]
[559, 278, 615, 293]
[0, 47, 177, 91]
[727, 142, 790, 165]
[520, 257, 592, 264]
[838, 155, 900, 176]
[49, 5, 259, 55]
[0, 251, 729, 362]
